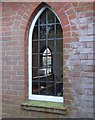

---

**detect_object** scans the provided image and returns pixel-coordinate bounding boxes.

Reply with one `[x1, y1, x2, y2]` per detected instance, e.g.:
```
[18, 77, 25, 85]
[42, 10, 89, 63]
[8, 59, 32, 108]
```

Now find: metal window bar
[53, 15, 57, 96]
[35, 23, 60, 27]
[32, 37, 63, 41]
[45, 9, 48, 95]
[38, 17, 40, 95]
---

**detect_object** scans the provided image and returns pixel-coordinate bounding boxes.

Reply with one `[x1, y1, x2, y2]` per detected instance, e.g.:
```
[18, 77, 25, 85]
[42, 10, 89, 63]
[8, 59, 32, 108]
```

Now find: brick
[64, 93, 73, 100]
[17, 10, 24, 17]
[71, 37, 79, 42]
[63, 26, 71, 31]
[80, 72, 93, 77]
[25, 9, 32, 16]
[85, 11, 93, 17]
[79, 36, 93, 42]
[87, 42, 94, 48]
[63, 43, 70, 48]
[52, 5, 62, 13]
[2, 26, 11, 31]
[12, 85, 25, 91]
[2, 16, 11, 22]
[79, 48, 93, 54]
[63, 37, 71, 43]
[62, 19, 69, 26]
[63, 3, 72, 11]
[16, 15, 22, 21]
[66, 8, 75, 15]
[79, 54, 88, 60]
[81, 60, 93, 65]
[78, 2, 91, 6]
[69, 13, 76, 20]
[88, 54, 94, 59]
[85, 4, 93, 11]
[75, 6, 86, 12]
[20, 5, 26, 12]
[4, 31, 11, 36]
[58, 9, 64, 17]
[71, 54, 79, 60]
[20, 24, 26, 30]
[63, 31, 71, 37]
[81, 95, 93, 101]
[71, 31, 78, 36]
[2, 36, 11, 41]
[71, 2, 78, 7]
[77, 12, 85, 18]
[23, 14, 30, 21]
[70, 71, 80, 77]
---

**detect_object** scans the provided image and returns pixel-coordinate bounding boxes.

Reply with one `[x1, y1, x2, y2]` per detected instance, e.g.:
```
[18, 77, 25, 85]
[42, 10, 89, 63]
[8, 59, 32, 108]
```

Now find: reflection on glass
[48, 25, 54, 38]
[40, 26, 46, 39]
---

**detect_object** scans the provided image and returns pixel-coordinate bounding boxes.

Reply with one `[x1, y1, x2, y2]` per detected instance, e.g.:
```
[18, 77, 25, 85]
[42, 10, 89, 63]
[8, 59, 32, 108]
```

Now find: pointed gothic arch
[28, 4, 63, 102]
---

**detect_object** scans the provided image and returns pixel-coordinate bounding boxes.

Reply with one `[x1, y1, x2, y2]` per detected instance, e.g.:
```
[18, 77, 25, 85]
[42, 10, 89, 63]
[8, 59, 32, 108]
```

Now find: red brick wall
[2, 2, 94, 118]
[0, 2, 2, 119]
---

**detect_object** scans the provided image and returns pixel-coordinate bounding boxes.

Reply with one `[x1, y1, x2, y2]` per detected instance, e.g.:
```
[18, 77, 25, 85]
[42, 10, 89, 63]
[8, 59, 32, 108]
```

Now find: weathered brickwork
[1, 2, 94, 118]
[0, 2, 2, 119]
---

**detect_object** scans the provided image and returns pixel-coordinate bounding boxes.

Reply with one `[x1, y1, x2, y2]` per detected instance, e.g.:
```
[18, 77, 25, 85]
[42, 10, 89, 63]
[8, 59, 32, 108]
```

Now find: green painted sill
[21, 100, 66, 115]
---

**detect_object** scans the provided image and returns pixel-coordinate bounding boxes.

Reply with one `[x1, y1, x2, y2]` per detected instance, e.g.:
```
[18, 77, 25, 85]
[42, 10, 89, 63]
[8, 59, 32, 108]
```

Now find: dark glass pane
[32, 68, 38, 77]
[32, 81, 38, 94]
[32, 26, 38, 40]
[40, 26, 46, 39]
[53, 66, 63, 96]
[55, 54, 63, 68]
[56, 24, 63, 38]
[40, 41, 46, 54]
[32, 41, 38, 53]
[48, 40, 54, 53]
[56, 40, 63, 52]
[40, 10, 46, 25]
[32, 55, 38, 67]
[47, 9, 54, 23]
[48, 25, 54, 38]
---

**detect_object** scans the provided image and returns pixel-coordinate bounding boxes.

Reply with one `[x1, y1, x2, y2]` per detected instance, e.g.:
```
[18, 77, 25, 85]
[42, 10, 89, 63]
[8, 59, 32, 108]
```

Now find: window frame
[28, 5, 64, 103]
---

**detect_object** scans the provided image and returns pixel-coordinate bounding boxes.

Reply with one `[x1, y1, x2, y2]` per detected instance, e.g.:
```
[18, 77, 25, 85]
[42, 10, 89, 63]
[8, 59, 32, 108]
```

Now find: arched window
[28, 6, 63, 102]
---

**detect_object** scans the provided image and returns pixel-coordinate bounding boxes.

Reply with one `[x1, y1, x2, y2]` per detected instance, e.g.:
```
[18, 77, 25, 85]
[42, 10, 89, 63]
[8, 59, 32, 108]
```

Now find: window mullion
[46, 10, 48, 95]
[54, 16, 57, 96]
[38, 17, 40, 95]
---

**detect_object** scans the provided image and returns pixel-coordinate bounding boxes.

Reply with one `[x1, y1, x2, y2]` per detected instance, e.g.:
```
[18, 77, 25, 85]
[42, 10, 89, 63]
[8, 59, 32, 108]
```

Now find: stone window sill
[21, 100, 66, 115]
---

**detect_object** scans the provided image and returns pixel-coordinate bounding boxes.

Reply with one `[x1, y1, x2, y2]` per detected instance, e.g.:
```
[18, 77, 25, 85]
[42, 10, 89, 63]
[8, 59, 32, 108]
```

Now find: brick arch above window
[18, 2, 77, 34]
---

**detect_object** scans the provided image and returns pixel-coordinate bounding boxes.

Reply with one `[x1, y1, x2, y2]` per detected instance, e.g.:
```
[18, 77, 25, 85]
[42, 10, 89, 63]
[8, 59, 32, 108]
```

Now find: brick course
[1, 2, 94, 118]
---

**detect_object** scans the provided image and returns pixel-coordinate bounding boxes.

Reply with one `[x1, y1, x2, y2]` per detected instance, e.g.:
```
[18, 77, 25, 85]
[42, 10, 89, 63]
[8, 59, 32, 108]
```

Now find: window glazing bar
[35, 22, 60, 27]
[46, 10, 48, 95]
[38, 17, 40, 95]
[54, 16, 57, 96]
[32, 37, 63, 41]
